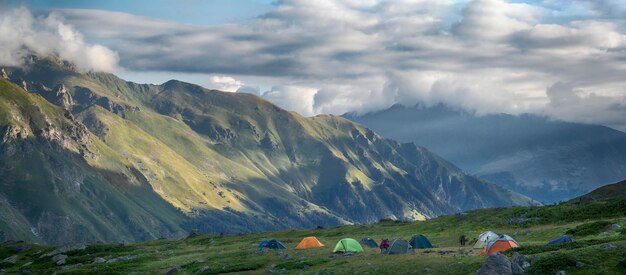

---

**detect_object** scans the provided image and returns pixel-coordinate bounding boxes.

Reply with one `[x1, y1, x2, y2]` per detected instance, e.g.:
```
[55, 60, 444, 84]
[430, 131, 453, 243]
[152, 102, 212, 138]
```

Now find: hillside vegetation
[1, 195, 624, 274]
[0, 56, 535, 244]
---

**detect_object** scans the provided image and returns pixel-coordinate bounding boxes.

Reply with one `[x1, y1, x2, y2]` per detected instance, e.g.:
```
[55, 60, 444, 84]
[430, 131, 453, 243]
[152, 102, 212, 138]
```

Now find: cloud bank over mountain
[0, 7, 118, 72]
[1, 1, 625, 129]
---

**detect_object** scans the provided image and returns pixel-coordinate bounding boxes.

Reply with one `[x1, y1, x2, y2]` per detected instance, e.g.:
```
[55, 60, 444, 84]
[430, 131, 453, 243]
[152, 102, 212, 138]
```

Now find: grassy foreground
[1, 199, 625, 274]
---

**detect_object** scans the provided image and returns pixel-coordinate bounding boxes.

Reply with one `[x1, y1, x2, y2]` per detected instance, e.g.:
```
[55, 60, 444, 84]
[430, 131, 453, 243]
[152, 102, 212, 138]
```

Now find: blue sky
[4, 0, 276, 24]
[1, 0, 625, 130]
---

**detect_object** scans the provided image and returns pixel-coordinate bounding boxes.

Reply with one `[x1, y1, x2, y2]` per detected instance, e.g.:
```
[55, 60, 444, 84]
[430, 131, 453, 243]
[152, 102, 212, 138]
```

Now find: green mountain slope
[0, 56, 537, 244]
[568, 180, 626, 204]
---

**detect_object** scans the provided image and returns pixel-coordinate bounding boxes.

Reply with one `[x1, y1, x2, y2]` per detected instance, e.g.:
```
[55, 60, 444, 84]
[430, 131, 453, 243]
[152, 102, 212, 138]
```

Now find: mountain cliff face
[345, 104, 626, 203]
[0, 56, 536, 244]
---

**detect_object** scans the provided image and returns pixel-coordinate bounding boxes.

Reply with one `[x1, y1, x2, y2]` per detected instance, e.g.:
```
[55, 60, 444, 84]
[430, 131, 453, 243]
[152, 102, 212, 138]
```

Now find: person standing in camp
[380, 239, 390, 253]
[459, 235, 466, 246]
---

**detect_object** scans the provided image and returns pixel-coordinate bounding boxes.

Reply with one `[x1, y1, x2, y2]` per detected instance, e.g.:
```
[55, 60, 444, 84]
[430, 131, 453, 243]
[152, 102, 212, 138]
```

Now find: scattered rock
[511, 262, 524, 275]
[281, 253, 292, 261]
[165, 265, 181, 275]
[603, 243, 617, 250]
[344, 252, 354, 257]
[52, 254, 67, 264]
[62, 263, 83, 270]
[610, 224, 621, 229]
[13, 245, 32, 253]
[0, 269, 5, 275]
[93, 257, 106, 264]
[511, 252, 531, 270]
[556, 271, 567, 275]
[2, 255, 19, 264]
[530, 256, 541, 265]
[475, 252, 512, 275]
[576, 261, 585, 268]
[21, 262, 32, 267]
[41, 244, 86, 258]
[105, 255, 136, 263]
[195, 265, 210, 274]
[117, 255, 137, 261]
[424, 267, 431, 273]
[195, 259, 205, 264]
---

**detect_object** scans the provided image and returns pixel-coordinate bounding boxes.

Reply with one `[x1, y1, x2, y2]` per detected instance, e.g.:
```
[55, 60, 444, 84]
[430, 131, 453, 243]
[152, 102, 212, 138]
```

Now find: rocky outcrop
[476, 253, 513, 275]
[52, 84, 74, 109]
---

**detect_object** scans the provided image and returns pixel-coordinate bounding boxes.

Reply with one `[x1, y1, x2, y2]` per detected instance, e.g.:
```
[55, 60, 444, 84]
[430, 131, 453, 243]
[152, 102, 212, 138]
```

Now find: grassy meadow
[1, 199, 625, 274]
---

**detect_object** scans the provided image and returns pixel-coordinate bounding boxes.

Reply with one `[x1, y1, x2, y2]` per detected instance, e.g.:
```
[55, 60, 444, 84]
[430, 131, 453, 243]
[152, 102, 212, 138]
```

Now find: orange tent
[481, 235, 519, 255]
[295, 236, 325, 249]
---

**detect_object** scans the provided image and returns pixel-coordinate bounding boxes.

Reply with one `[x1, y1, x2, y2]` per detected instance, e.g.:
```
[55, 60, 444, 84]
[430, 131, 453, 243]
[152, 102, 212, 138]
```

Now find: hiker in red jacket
[380, 238, 390, 253]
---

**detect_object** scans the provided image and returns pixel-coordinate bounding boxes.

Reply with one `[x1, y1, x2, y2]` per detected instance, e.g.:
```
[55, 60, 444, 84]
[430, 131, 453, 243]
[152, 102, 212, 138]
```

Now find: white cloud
[208, 75, 244, 92]
[6, 0, 626, 130]
[261, 85, 318, 116]
[0, 7, 119, 72]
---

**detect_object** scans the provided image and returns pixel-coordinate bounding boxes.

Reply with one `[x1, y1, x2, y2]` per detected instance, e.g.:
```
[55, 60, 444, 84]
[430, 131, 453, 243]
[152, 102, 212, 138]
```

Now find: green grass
[1, 200, 624, 274]
[565, 221, 613, 236]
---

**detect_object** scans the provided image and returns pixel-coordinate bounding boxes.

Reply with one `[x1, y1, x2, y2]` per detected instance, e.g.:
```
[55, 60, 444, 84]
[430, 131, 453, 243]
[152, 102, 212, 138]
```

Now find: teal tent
[384, 239, 411, 254]
[259, 239, 286, 249]
[410, 234, 433, 249]
[361, 238, 378, 248]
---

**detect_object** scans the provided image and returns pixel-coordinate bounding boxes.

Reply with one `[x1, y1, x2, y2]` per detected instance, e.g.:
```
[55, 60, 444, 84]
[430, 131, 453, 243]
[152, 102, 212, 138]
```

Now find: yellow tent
[295, 236, 325, 249]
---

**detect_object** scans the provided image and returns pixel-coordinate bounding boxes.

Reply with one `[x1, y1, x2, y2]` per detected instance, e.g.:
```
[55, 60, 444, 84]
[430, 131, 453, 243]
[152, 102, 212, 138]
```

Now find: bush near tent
[409, 234, 433, 249]
[383, 239, 411, 254]
[360, 238, 378, 248]
[481, 235, 519, 255]
[473, 231, 499, 249]
[259, 239, 286, 249]
[548, 234, 575, 245]
[333, 238, 364, 253]
[296, 236, 325, 249]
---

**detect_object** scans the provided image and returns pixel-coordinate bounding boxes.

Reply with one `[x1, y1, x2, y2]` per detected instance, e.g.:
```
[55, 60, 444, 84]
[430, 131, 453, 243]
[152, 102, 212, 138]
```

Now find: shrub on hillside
[527, 253, 577, 274]
[566, 221, 613, 236]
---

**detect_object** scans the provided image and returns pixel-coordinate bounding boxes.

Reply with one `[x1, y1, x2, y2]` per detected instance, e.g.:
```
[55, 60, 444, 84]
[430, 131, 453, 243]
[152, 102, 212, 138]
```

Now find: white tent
[474, 231, 499, 248]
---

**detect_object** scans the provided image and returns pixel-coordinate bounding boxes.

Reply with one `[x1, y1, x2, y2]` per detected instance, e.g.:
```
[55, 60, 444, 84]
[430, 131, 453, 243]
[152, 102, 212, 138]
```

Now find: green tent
[333, 238, 364, 253]
[409, 234, 433, 249]
[384, 239, 411, 254]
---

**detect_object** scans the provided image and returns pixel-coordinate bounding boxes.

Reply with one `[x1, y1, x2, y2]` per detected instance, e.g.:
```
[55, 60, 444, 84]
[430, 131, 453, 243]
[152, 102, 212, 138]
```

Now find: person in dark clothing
[380, 238, 390, 253]
[459, 235, 467, 246]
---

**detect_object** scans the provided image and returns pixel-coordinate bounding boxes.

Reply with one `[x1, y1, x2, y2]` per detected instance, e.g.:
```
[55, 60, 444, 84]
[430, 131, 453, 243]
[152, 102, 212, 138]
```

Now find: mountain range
[0, 56, 537, 244]
[345, 104, 626, 203]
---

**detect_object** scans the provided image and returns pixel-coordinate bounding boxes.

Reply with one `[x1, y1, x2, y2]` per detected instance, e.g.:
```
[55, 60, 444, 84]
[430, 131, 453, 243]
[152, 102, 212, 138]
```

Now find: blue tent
[548, 235, 575, 245]
[259, 239, 286, 249]
[258, 240, 270, 248]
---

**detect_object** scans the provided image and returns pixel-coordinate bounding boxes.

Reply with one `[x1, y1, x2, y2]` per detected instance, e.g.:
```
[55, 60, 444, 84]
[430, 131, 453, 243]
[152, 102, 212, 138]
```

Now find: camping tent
[384, 239, 411, 254]
[258, 240, 269, 248]
[409, 234, 433, 249]
[474, 231, 499, 248]
[333, 238, 364, 253]
[548, 235, 574, 245]
[481, 235, 519, 255]
[296, 236, 325, 249]
[361, 238, 378, 248]
[259, 239, 286, 249]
